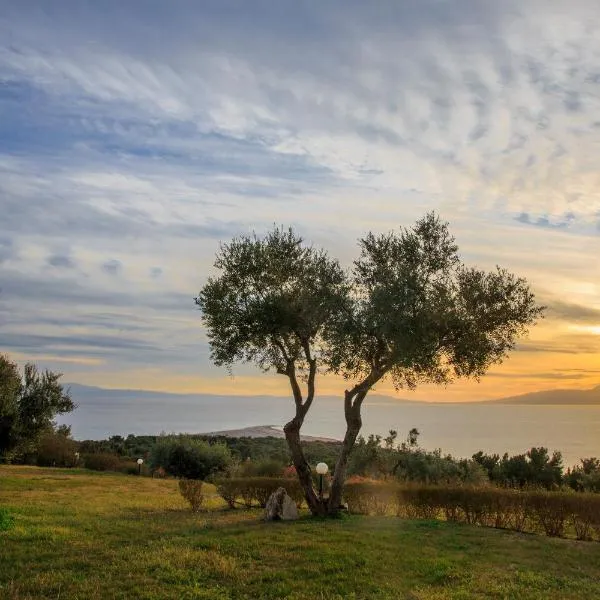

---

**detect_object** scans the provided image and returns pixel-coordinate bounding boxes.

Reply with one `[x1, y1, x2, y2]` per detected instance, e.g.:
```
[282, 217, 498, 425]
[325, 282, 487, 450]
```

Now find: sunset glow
[1, 1, 599, 402]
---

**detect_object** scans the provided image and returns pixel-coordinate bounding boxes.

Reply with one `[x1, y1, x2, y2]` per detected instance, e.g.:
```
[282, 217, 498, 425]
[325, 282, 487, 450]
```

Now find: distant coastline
[202, 425, 340, 443]
[66, 382, 600, 406]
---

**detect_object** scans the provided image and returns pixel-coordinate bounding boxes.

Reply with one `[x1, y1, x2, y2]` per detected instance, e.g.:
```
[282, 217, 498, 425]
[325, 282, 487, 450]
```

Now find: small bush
[216, 479, 239, 508]
[121, 462, 141, 476]
[150, 437, 232, 480]
[178, 479, 204, 512]
[82, 453, 121, 472]
[152, 466, 167, 478]
[239, 459, 287, 477]
[344, 480, 398, 515]
[0, 508, 15, 532]
[36, 430, 77, 467]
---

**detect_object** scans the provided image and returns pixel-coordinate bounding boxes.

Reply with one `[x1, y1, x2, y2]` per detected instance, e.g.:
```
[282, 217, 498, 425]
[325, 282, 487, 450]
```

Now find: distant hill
[485, 385, 600, 405]
[64, 382, 600, 410]
[64, 383, 418, 405]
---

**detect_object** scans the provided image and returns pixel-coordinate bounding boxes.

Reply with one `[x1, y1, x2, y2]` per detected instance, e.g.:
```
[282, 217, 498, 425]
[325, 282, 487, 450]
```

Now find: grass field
[2, 466, 600, 599]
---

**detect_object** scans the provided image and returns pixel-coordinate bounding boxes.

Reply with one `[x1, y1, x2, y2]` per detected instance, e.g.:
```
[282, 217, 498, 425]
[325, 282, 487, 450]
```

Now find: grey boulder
[264, 487, 299, 521]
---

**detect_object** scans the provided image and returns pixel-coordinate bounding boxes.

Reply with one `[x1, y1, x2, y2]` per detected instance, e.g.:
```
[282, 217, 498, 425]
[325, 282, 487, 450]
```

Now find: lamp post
[137, 458, 144, 475]
[316, 462, 328, 501]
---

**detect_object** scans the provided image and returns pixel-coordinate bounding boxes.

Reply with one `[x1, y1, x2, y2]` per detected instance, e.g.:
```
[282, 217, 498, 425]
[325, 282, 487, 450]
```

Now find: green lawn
[2, 466, 600, 599]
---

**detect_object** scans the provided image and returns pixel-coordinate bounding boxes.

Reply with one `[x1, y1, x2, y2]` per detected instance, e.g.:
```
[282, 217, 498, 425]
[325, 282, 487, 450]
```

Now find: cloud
[102, 259, 122, 276]
[487, 371, 594, 380]
[0, 237, 13, 264]
[0, 0, 599, 395]
[518, 335, 600, 355]
[545, 300, 600, 324]
[47, 253, 76, 269]
[515, 213, 575, 230]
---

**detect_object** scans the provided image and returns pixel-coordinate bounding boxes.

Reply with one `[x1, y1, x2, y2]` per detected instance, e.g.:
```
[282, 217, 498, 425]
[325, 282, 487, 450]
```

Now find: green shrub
[35, 429, 77, 467]
[150, 437, 232, 480]
[215, 479, 239, 508]
[82, 452, 121, 472]
[178, 479, 204, 512]
[121, 461, 142, 476]
[238, 459, 287, 477]
[0, 508, 14, 532]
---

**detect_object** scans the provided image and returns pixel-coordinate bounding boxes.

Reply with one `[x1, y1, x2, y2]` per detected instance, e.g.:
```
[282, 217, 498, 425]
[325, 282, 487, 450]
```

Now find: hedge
[345, 481, 600, 541]
[213, 477, 600, 542]
[215, 477, 305, 508]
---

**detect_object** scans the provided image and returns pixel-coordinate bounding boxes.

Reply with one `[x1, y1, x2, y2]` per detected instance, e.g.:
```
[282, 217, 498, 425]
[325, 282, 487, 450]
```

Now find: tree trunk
[327, 395, 362, 514]
[284, 417, 326, 516]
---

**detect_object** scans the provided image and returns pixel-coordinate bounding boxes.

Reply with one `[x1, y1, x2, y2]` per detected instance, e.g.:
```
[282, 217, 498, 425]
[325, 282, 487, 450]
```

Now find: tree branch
[346, 368, 385, 407]
[271, 336, 291, 365]
[299, 338, 317, 415]
[286, 362, 303, 408]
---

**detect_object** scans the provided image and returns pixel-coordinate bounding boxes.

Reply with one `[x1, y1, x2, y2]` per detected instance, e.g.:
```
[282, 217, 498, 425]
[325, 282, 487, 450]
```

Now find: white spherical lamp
[316, 462, 328, 500]
[316, 462, 329, 475]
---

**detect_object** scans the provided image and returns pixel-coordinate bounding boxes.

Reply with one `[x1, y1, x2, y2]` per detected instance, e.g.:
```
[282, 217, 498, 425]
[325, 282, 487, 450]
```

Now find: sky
[1, 0, 600, 402]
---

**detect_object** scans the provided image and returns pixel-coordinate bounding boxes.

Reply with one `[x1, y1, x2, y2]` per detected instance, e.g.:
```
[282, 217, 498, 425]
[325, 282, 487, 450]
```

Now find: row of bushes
[208, 478, 600, 541]
[215, 477, 306, 509]
[79, 453, 149, 475]
[343, 481, 600, 541]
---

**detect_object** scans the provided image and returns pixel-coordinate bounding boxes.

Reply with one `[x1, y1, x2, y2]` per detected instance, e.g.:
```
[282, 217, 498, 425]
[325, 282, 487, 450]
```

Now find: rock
[264, 487, 299, 521]
[281, 493, 299, 520]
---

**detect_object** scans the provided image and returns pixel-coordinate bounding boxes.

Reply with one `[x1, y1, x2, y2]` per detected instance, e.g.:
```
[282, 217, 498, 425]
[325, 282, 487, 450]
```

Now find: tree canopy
[0, 355, 75, 460]
[196, 213, 544, 515]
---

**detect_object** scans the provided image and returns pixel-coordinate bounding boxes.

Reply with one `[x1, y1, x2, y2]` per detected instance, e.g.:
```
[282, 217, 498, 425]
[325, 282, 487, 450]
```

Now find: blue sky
[1, 0, 600, 400]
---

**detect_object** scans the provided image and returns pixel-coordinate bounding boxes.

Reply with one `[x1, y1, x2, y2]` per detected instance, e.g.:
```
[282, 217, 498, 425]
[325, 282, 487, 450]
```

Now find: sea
[59, 386, 600, 468]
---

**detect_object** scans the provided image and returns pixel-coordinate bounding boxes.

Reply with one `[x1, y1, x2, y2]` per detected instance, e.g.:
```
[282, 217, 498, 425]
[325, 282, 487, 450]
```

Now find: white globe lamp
[316, 462, 329, 500]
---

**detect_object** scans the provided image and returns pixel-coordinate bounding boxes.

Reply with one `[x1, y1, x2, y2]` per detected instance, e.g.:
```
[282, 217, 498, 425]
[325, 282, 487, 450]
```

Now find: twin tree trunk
[283, 379, 372, 516]
[280, 348, 381, 516]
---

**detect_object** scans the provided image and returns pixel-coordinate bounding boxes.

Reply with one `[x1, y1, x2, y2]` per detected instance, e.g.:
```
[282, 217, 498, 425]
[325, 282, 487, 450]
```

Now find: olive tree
[195, 214, 544, 515]
[0, 354, 75, 460]
[196, 227, 349, 512]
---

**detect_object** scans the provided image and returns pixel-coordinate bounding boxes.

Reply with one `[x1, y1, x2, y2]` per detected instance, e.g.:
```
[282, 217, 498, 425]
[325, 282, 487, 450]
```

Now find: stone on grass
[264, 487, 299, 521]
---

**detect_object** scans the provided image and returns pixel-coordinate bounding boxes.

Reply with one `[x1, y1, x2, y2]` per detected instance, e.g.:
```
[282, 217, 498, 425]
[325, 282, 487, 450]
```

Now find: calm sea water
[59, 389, 600, 468]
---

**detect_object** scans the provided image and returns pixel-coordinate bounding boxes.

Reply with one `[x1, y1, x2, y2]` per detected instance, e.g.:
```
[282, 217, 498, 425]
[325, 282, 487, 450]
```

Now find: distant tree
[525, 447, 563, 489]
[472, 451, 502, 482]
[347, 434, 389, 478]
[477, 447, 564, 489]
[566, 457, 600, 492]
[0, 355, 75, 461]
[196, 214, 544, 515]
